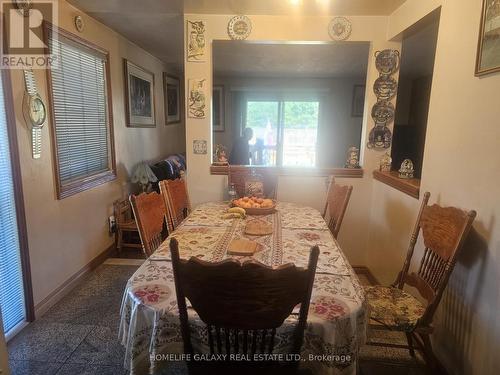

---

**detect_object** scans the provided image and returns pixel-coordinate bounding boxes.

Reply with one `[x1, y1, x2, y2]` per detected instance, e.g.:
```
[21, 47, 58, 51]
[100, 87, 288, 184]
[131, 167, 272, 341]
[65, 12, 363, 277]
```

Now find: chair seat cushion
[364, 286, 425, 331]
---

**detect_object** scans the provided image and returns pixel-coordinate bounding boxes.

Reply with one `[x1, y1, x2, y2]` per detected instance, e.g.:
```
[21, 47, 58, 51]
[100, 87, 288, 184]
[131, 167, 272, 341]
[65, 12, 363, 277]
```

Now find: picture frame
[212, 85, 225, 132]
[188, 78, 207, 118]
[124, 59, 156, 127]
[351, 84, 366, 117]
[164, 74, 181, 124]
[475, 0, 500, 76]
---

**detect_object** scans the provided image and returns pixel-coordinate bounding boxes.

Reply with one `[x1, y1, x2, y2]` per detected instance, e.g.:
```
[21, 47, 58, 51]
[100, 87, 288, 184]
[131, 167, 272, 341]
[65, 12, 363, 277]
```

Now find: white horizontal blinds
[0, 75, 26, 334]
[49, 35, 110, 186]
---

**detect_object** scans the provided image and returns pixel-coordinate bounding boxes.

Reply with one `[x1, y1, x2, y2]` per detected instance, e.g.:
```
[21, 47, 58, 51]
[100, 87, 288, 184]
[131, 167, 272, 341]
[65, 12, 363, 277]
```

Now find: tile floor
[7, 262, 428, 375]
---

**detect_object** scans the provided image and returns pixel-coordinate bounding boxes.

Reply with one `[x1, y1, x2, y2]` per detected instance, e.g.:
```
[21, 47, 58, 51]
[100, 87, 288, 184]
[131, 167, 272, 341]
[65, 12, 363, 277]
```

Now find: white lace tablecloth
[119, 202, 366, 374]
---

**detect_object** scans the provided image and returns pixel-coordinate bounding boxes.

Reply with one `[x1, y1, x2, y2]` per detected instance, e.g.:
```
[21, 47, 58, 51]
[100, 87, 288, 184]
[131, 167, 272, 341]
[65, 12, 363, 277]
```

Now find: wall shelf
[373, 170, 420, 199]
[210, 165, 364, 178]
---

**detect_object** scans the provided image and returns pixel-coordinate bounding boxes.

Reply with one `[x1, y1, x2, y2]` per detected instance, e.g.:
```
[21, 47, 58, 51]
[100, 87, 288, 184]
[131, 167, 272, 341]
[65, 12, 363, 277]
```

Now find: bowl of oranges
[231, 196, 276, 215]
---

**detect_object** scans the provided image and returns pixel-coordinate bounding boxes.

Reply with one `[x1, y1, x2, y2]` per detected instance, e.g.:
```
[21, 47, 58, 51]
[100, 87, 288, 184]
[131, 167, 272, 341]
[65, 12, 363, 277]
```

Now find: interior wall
[10, 0, 185, 309]
[367, 1, 500, 374]
[212, 76, 365, 168]
[184, 14, 400, 266]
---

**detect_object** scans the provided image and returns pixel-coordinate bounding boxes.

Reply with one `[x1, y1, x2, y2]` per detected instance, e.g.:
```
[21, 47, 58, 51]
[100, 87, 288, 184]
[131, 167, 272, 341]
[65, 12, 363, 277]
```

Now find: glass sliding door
[246, 101, 280, 166]
[0, 74, 26, 335]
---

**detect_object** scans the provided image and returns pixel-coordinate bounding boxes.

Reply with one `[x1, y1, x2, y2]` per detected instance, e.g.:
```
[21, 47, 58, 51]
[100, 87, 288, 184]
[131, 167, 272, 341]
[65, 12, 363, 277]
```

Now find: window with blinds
[0, 74, 26, 335]
[48, 28, 115, 199]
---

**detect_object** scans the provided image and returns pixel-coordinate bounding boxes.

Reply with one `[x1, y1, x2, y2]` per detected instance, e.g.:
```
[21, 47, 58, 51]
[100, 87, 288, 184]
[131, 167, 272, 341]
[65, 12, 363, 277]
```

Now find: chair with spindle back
[228, 166, 278, 199]
[170, 238, 319, 374]
[159, 179, 192, 232]
[365, 192, 476, 372]
[322, 176, 353, 239]
[113, 198, 142, 253]
[129, 192, 168, 257]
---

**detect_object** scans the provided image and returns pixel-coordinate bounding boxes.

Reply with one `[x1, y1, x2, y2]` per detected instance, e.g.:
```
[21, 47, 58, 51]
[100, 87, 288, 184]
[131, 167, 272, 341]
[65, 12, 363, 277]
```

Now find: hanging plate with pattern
[375, 49, 400, 75]
[373, 76, 398, 101]
[228, 15, 252, 40]
[328, 17, 352, 41]
[367, 125, 392, 150]
[371, 100, 395, 125]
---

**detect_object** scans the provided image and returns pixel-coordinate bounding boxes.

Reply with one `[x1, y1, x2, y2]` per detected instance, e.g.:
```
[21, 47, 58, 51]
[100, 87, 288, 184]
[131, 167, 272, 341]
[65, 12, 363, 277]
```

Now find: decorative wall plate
[228, 15, 252, 40]
[373, 76, 398, 101]
[375, 49, 400, 75]
[74, 15, 84, 33]
[371, 100, 395, 125]
[367, 126, 392, 150]
[193, 140, 207, 155]
[328, 17, 352, 41]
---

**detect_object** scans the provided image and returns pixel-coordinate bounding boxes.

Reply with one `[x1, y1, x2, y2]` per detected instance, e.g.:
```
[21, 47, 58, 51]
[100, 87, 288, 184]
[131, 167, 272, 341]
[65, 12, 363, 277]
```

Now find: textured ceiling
[67, 0, 407, 69]
[214, 41, 370, 78]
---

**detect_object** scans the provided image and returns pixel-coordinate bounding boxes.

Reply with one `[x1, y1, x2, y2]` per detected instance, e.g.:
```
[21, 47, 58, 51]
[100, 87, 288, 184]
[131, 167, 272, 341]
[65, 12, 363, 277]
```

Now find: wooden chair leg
[420, 333, 439, 374]
[117, 228, 123, 254]
[405, 332, 415, 357]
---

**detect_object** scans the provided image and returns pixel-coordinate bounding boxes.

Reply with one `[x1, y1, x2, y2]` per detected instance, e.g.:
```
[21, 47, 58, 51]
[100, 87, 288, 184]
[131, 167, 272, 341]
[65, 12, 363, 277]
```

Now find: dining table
[119, 201, 367, 374]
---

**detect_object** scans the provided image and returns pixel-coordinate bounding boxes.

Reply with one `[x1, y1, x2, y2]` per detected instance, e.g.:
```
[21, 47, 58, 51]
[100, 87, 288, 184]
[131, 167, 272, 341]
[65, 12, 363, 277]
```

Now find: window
[245, 100, 319, 167]
[47, 26, 115, 199]
[0, 73, 26, 335]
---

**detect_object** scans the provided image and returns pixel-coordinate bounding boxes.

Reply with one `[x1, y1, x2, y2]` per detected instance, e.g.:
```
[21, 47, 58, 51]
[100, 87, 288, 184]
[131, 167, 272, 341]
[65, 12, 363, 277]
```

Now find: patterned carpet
[7, 262, 429, 375]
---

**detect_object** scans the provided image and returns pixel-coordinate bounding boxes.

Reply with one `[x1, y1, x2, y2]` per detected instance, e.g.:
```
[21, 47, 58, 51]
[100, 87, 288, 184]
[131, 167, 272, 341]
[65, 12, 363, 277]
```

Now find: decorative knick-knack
[345, 146, 360, 168]
[379, 152, 392, 172]
[398, 159, 414, 179]
[213, 144, 228, 165]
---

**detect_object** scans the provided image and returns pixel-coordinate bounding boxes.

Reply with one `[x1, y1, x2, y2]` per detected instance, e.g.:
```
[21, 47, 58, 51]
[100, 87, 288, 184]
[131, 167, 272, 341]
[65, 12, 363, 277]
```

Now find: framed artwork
[188, 78, 206, 118]
[187, 20, 206, 62]
[351, 85, 366, 117]
[164, 74, 181, 124]
[212, 85, 225, 132]
[193, 140, 207, 154]
[124, 59, 155, 127]
[476, 0, 500, 76]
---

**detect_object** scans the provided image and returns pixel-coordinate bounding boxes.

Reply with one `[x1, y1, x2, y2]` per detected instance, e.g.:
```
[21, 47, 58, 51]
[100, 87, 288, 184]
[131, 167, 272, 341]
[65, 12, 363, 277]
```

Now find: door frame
[1, 69, 35, 323]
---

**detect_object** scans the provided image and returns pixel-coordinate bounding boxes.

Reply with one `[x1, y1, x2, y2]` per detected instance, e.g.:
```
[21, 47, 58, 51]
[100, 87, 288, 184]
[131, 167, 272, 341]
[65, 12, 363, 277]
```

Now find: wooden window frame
[44, 23, 116, 199]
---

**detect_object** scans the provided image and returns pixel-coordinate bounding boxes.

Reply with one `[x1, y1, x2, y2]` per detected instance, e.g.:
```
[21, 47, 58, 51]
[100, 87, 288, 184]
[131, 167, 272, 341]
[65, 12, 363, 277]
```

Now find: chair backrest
[228, 166, 278, 199]
[129, 192, 167, 257]
[396, 192, 476, 325]
[170, 238, 319, 356]
[159, 179, 191, 232]
[323, 177, 353, 239]
[113, 198, 133, 225]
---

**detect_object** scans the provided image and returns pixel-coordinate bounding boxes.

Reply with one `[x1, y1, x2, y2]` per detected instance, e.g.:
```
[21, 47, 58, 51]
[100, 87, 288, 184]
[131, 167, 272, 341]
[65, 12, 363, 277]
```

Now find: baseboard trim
[34, 243, 115, 319]
[352, 265, 380, 285]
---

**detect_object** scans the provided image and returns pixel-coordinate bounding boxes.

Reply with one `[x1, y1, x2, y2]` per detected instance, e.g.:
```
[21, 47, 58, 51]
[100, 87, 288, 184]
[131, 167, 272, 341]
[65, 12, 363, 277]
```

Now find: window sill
[210, 164, 364, 178]
[372, 170, 420, 199]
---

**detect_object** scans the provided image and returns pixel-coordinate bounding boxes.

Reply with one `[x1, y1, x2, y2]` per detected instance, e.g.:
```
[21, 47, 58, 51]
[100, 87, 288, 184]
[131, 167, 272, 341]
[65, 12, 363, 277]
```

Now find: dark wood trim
[34, 242, 115, 318]
[43, 23, 117, 200]
[164, 73, 181, 125]
[373, 170, 420, 199]
[1, 69, 35, 322]
[123, 58, 156, 128]
[352, 266, 379, 286]
[475, 0, 500, 77]
[210, 164, 364, 178]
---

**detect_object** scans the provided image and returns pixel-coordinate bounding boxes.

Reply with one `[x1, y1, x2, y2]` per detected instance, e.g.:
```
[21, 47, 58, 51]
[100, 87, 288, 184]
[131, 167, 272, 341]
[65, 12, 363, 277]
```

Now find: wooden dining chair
[129, 192, 168, 257]
[113, 198, 142, 253]
[228, 166, 278, 199]
[170, 238, 319, 374]
[365, 192, 476, 372]
[159, 178, 192, 232]
[322, 177, 353, 239]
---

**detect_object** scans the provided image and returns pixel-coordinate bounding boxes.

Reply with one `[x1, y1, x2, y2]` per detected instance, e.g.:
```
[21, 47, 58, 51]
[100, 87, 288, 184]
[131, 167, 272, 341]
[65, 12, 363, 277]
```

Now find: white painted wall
[184, 14, 400, 265]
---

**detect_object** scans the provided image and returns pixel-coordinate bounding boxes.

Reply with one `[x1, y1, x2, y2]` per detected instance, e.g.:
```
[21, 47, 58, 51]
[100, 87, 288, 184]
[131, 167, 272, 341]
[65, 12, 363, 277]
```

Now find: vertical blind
[49, 35, 110, 186]
[0, 75, 26, 334]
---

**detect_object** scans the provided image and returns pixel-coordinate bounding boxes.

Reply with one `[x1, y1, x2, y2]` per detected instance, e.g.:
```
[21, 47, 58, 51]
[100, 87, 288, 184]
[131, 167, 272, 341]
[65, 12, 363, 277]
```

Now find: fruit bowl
[231, 197, 277, 215]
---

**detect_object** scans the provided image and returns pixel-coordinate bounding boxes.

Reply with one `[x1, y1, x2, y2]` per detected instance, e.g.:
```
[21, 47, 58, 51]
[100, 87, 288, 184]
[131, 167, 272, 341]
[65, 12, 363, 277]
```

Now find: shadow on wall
[434, 216, 499, 375]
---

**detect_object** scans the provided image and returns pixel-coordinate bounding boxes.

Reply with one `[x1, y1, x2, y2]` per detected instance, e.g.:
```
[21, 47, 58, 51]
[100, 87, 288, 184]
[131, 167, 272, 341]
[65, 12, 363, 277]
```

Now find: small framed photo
[475, 0, 500, 76]
[164, 74, 181, 124]
[124, 59, 156, 127]
[351, 84, 366, 117]
[212, 85, 225, 132]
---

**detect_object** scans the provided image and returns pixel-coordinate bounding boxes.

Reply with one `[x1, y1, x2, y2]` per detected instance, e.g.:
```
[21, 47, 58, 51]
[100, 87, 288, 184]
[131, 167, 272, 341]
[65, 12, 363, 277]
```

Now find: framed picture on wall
[164, 74, 181, 124]
[351, 84, 366, 117]
[124, 59, 156, 127]
[212, 85, 225, 132]
[475, 0, 500, 76]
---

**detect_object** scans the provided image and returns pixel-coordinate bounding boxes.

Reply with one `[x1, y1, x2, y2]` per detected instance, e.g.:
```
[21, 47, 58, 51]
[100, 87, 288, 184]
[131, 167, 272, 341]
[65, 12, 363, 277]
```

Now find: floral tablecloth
[119, 202, 366, 374]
